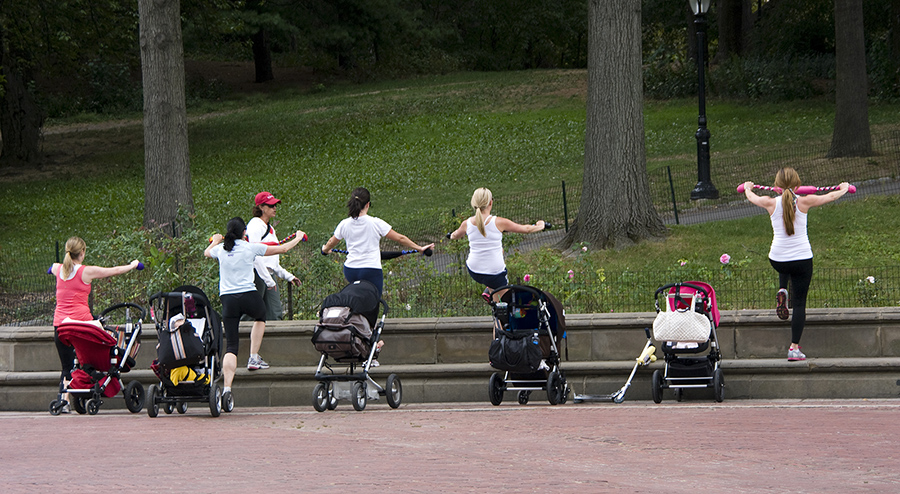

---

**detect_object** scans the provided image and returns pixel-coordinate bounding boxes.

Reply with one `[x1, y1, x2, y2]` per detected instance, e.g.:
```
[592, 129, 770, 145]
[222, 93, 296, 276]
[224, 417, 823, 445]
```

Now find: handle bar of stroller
[99, 302, 146, 321]
[654, 282, 711, 312]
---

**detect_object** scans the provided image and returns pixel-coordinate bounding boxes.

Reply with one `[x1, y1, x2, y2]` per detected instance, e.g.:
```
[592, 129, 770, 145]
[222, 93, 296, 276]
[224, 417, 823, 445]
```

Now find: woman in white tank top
[743, 168, 849, 361]
[449, 187, 546, 302]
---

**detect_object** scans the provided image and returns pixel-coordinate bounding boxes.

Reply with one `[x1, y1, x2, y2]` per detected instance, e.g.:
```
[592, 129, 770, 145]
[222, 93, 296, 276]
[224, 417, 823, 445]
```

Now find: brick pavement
[2, 400, 899, 493]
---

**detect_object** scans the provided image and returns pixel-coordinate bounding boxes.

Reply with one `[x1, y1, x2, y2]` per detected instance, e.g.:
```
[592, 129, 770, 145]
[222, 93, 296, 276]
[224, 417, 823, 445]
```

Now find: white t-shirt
[466, 215, 506, 275]
[769, 197, 813, 262]
[209, 240, 269, 295]
[247, 216, 294, 287]
[334, 215, 392, 269]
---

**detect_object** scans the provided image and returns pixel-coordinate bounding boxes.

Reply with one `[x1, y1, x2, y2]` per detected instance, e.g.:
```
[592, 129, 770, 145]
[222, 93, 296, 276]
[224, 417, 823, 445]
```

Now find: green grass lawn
[2, 69, 899, 317]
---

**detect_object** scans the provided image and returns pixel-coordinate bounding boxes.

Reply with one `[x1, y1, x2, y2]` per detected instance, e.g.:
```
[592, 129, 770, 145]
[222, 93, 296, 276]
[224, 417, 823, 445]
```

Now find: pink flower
[581, 246, 588, 252]
[720, 254, 731, 265]
[680, 261, 687, 266]
[567, 269, 574, 279]
[523, 274, 531, 282]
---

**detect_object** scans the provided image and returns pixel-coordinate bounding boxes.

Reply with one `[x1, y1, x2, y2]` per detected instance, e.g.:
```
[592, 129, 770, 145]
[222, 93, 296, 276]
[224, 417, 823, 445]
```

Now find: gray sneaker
[247, 356, 270, 370]
[787, 348, 806, 361]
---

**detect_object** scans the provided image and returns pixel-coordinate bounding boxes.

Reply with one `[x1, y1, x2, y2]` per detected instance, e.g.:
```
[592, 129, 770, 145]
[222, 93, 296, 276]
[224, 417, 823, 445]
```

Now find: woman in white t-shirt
[449, 187, 545, 302]
[743, 168, 849, 361]
[321, 187, 434, 296]
[205, 217, 305, 410]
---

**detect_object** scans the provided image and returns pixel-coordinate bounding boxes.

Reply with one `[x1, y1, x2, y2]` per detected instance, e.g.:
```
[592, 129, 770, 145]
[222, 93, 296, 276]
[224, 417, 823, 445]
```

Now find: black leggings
[769, 258, 813, 344]
[53, 327, 76, 382]
[220, 291, 266, 356]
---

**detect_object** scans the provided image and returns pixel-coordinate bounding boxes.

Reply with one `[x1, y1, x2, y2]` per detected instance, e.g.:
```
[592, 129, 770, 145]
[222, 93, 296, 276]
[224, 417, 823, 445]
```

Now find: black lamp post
[689, 0, 718, 200]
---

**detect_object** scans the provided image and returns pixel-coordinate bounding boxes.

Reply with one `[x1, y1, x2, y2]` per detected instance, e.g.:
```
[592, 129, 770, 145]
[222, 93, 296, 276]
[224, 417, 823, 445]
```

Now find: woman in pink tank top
[49, 236, 141, 413]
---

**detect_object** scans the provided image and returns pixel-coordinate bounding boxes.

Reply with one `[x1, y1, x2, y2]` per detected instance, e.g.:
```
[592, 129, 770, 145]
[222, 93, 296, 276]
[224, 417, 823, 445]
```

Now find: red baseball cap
[255, 191, 281, 206]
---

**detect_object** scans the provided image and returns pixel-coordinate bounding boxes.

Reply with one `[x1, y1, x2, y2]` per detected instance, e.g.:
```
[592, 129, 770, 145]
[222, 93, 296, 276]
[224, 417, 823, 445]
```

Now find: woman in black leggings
[744, 168, 849, 361]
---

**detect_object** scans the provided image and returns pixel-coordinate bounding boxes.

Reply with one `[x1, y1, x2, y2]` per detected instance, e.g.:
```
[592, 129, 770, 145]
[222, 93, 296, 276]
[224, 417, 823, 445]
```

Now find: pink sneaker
[776, 289, 789, 320]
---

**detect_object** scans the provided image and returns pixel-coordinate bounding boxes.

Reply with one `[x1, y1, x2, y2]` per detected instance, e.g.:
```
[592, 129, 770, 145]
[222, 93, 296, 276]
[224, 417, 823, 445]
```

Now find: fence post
[562, 180, 569, 232]
[667, 166, 680, 225]
[287, 282, 293, 320]
[56, 241, 60, 263]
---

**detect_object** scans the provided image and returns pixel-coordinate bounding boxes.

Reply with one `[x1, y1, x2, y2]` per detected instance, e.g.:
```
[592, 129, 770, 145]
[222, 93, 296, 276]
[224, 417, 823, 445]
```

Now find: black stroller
[49, 303, 145, 415]
[650, 281, 724, 403]
[311, 279, 402, 412]
[146, 285, 224, 417]
[486, 284, 569, 405]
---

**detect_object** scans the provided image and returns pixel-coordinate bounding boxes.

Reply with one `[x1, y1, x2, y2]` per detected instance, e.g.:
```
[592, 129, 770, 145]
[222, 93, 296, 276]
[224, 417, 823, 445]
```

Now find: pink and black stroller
[49, 303, 145, 415]
[650, 281, 724, 403]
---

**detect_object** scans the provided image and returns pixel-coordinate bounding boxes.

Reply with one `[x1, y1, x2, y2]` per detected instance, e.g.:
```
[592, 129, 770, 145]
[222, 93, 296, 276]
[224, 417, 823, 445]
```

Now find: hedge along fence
[3, 128, 899, 324]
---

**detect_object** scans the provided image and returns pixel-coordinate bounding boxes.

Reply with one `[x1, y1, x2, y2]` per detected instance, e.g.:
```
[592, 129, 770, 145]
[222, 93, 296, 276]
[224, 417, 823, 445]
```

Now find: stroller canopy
[321, 280, 382, 328]
[57, 319, 117, 373]
[501, 285, 566, 336]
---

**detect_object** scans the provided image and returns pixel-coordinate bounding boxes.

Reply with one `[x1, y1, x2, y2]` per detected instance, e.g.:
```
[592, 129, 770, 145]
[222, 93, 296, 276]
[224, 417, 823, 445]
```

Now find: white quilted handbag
[652, 293, 711, 343]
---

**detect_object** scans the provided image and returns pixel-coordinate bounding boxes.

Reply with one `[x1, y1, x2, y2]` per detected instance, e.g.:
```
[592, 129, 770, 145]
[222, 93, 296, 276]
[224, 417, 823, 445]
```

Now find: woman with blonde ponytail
[449, 187, 546, 302]
[49, 236, 142, 413]
[743, 169, 849, 361]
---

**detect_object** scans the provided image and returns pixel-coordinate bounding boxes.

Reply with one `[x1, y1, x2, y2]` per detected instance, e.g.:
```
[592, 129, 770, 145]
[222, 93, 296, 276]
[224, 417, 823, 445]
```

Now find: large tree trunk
[0, 36, 44, 168]
[559, 0, 666, 251]
[714, 0, 745, 62]
[827, 0, 871, 158]
[138, 0, 193, 232]
[251, 27, 274, 83]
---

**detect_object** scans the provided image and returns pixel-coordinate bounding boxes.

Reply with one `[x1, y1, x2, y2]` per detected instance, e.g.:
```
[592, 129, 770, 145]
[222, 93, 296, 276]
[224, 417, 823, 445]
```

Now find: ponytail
[224, 217, 246, 252]
[62, 237, 86, 279]
[470, 188, 492, 237]
[782, 190, 796, 236]
[774, 167, 801, 236]
[347, 187, 371, 219]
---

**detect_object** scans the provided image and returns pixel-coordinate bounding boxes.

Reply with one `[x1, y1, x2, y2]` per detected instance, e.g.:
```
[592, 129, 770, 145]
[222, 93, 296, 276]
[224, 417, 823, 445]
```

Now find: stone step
[3, 307, 900, 411]
[4, 357, 900, 412]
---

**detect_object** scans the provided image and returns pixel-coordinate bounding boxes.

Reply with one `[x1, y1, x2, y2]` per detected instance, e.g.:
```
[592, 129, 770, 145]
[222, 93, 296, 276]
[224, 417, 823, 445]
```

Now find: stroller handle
[487, 284, 545, 301]
[654, 282, 710, 299]
[99, 302, 146, 320]
[148, 290, 211, 307]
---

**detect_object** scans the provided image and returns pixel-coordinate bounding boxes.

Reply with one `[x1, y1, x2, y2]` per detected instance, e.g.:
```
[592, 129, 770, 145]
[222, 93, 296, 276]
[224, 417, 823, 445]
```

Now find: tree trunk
[138, 0, 193, 232]
[0, 36, 44, 168]
[892, 0, 900, 69]
[827, 0, 872, 158]
[559, 0, 666, 251]
[251, 27, 274, 83]
[714, 0, 744, 62]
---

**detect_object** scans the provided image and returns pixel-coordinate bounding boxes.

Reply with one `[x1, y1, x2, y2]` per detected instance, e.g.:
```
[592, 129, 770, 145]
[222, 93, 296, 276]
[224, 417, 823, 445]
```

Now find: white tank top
[465, 215, 506, 275]
[769, 196, 813, 262]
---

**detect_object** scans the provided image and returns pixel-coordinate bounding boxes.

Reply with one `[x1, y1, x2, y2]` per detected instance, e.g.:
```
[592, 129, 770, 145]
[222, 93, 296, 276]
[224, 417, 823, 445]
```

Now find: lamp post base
[690, 181, 719, 200]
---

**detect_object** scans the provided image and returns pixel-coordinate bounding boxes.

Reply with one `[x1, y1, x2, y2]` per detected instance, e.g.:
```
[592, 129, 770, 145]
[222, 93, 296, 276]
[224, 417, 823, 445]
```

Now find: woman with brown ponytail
[744, 168, 849, 361]
[449, 187, 545, 303]
[50, 236, 142, 412]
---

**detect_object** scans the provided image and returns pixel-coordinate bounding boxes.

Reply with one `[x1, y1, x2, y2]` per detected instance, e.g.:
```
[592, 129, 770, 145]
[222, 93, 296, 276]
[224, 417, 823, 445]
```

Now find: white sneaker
[370, 359, 380, 368]
[247, 356, 270, 370]
[787, 347, 806, 361]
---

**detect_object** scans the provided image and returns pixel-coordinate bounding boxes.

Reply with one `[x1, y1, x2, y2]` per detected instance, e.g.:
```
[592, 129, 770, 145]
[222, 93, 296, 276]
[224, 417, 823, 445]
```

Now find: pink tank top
[54, 265, 93, 326]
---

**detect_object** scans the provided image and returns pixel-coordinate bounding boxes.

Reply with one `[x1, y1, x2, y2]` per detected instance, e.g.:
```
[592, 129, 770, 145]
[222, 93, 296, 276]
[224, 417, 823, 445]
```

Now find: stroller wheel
[71, 395, 87, 415]
[713, 368, 725, 403]
[209, 383, 222, 417]
[517, 390, 530, 405]
[312, 383, 329, 412]
[674, 388, 684, 402]
[125, 381, 145, 413]
[86, 398, 101, 415]
[351, 381, 367, 411]
[223, 390, 234, 413]
[49, 399, 62, 416]
[385, 374, 402, 409]
[164, 402, 174, 414]
[147, 384, 160, 418]
[546, 371, 563, 405]
[488, 372, 504, 406]
[651, 370, 663, 404]
[176, 401, 188, 414]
